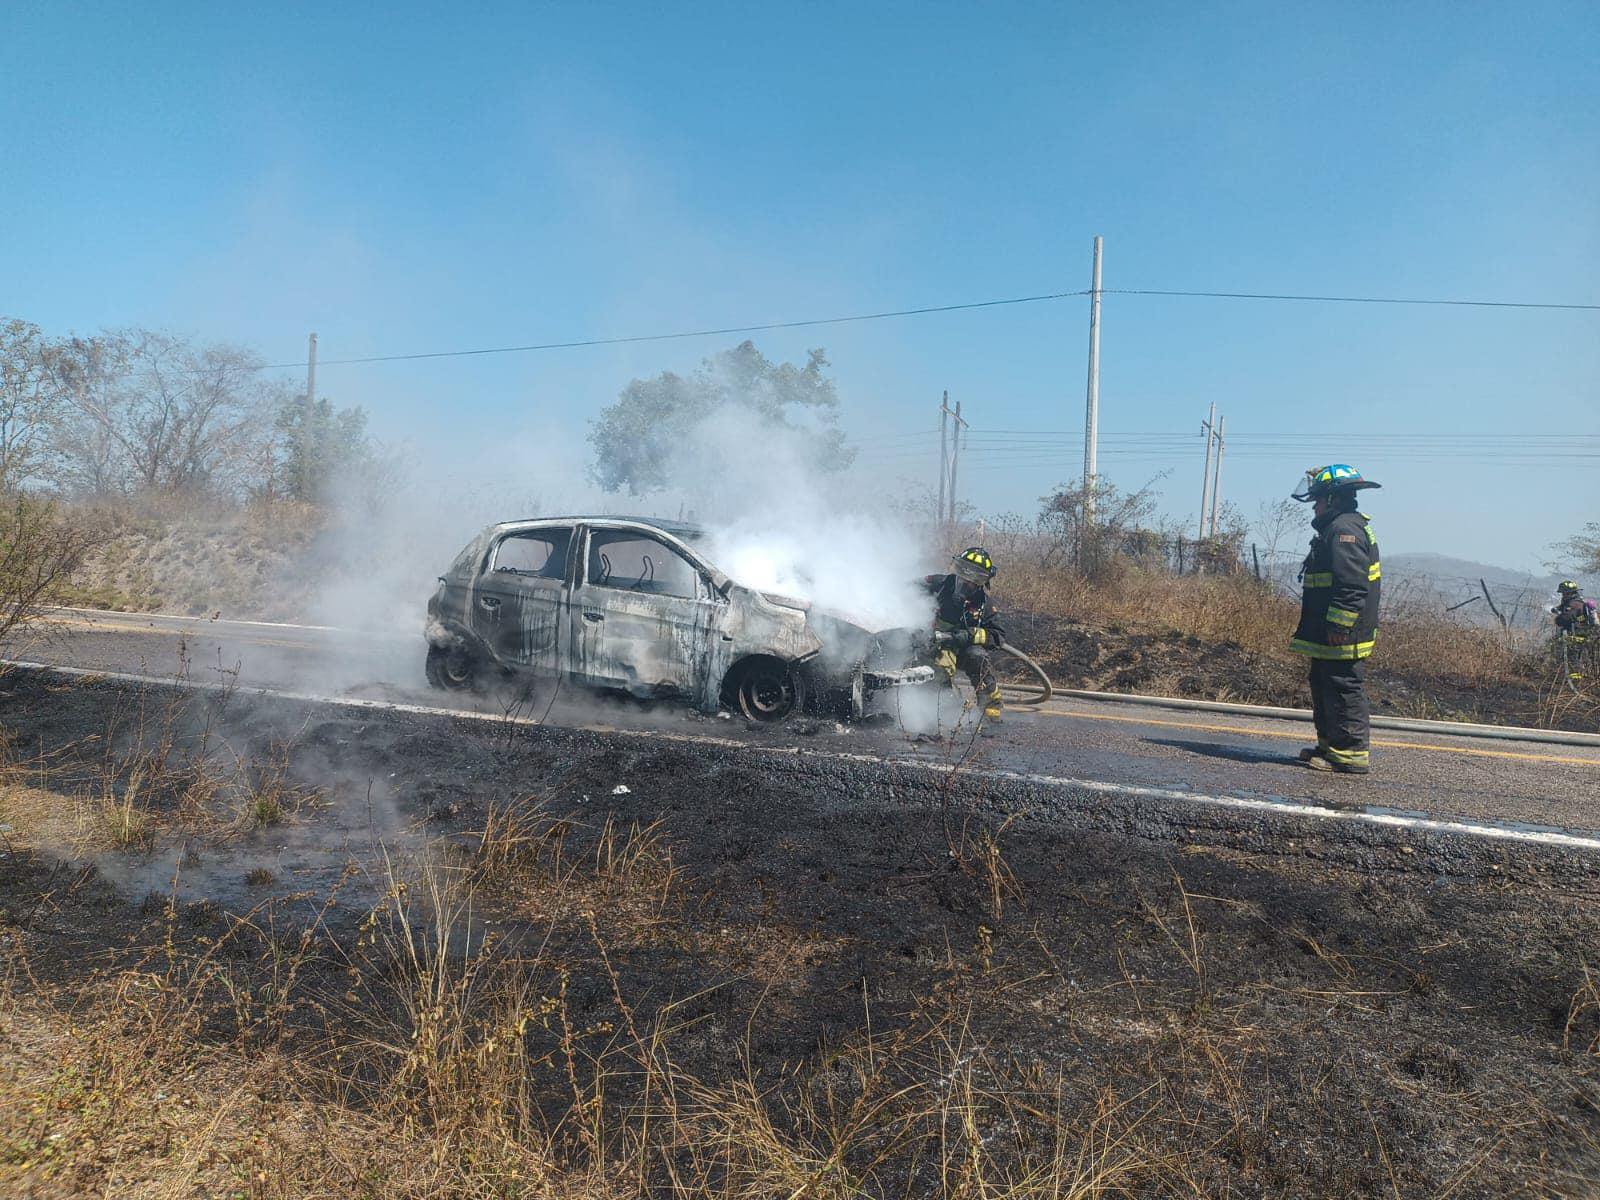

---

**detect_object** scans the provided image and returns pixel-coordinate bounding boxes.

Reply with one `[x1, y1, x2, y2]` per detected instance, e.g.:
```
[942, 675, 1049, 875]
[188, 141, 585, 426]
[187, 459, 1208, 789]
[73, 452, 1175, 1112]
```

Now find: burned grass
[1, 675, 1598, 1197]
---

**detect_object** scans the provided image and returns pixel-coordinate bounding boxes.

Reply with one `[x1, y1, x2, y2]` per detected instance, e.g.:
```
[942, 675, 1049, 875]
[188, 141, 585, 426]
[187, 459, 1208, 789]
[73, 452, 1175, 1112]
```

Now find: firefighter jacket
[1553, 595, 1598, 633]
[1291, 510, 1380, 660]
[922, 574, 1006, 645]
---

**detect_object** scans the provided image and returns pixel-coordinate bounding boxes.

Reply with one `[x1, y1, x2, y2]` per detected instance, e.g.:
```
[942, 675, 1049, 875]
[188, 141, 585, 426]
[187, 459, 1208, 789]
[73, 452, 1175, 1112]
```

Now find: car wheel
[731, 657, 804, 722]
[425, 644, 480, 691]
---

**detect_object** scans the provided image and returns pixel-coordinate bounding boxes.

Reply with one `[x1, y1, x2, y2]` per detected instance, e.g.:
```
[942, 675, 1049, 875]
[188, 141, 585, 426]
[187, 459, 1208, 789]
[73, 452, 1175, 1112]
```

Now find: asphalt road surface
[10, 607, 1600, 845]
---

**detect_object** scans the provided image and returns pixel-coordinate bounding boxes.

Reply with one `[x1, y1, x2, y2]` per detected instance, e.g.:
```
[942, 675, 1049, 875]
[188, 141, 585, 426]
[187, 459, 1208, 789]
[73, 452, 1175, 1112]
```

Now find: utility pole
[302, 332, 318, 498]
[1082, 235, 1103, 529]
[1207, 414, 1226, 539]
[937, 391, 949, 524]
[1198, 402, 1216, 545]
[947, 398, 967, 523]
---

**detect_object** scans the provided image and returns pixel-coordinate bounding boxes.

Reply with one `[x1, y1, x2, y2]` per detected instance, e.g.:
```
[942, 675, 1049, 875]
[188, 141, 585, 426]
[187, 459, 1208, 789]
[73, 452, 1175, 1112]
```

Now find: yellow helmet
[953, 546, 996, 585]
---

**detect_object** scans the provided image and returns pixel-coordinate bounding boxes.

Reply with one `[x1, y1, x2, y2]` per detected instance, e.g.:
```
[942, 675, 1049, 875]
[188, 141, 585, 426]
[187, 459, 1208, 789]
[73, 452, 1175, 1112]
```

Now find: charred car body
[425, 517, 932, 721]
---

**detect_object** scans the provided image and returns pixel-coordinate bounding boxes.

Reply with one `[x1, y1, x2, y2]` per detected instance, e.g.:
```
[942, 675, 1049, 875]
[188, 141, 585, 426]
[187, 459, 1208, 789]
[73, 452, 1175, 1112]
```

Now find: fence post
[1251, 543, 1261, 580]
[1479, 578, 1508, 630]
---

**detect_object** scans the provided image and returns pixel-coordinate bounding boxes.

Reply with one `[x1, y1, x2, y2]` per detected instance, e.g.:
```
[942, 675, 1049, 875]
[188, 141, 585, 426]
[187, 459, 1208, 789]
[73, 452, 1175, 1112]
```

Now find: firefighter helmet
[1559, 580, 1580, 595]
[953, 546, 996, 585]
[1291, 463, 1382, 502]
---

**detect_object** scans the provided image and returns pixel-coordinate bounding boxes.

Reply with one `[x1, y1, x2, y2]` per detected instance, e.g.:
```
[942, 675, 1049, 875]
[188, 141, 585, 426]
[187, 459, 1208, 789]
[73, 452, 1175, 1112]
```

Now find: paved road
[10, 607, 1600, 842]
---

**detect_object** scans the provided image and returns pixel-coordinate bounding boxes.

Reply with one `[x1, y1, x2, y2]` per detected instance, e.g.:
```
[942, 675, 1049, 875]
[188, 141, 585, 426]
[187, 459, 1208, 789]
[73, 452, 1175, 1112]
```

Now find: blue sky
[5, 1, 1597, 571]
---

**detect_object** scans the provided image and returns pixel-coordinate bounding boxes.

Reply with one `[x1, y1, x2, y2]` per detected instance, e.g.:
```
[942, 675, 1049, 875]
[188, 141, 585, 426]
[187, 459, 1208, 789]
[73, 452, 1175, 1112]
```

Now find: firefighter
[1552, 581, 1598, 635]
[1289, 465, 1382, 774]
[924, 546, 1007, 721]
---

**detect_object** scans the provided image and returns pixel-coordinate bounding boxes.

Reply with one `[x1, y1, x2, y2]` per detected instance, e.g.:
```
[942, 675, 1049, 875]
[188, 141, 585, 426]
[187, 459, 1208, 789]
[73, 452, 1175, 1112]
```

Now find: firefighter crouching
[924, 547, 1007, 721]
[1290, 464, 1382, 774]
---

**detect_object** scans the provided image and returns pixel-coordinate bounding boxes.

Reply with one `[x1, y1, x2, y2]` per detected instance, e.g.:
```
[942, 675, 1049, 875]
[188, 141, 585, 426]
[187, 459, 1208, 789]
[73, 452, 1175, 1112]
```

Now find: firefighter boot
[981, 687, 1004, 723]
[1297, 742, 1330, 763]
[1305, 746, 1370, 775]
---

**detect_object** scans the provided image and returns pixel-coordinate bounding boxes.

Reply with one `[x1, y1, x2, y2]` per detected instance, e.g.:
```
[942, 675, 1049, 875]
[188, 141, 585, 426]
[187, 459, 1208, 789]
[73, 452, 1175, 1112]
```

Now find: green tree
[587, 341, 854, 495]
[270, 395, 375, 503]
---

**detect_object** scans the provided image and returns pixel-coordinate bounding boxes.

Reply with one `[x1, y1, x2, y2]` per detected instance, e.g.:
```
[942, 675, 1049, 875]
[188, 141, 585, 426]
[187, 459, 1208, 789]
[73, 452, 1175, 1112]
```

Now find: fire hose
[997, 642, 1054, 705]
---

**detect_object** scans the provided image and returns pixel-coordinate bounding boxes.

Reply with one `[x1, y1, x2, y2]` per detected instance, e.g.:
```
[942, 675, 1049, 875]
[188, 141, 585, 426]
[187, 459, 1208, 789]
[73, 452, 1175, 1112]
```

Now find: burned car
[425, 516, 933, 721]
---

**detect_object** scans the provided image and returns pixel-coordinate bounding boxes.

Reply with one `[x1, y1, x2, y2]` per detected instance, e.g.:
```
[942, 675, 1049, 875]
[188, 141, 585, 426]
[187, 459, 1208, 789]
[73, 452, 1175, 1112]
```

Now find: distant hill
[1380, 553, 1597, 629]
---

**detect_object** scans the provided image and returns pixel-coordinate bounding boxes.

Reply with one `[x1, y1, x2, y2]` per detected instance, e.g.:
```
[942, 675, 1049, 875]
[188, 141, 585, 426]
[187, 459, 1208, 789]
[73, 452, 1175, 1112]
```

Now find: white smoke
[674, 405, 932, 630]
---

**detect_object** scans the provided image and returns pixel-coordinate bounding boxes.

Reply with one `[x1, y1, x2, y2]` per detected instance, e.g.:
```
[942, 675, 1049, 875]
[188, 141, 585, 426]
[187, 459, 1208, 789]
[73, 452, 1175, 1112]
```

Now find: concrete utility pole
[302, 332, 318, 497]
[947, 398, 968, 523]
[937, 390, 949, 523]
[1198, 402, 1217, 545]
[1082, 235, 1103, 528]
[1207, 414, 1226, 538]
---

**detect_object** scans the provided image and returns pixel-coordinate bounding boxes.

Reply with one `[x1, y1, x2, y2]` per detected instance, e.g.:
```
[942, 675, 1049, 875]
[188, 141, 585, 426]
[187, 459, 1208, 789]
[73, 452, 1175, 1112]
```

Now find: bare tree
[1254, 497, 1304, 583]
[1039, 474, 1164, 577]
[1551, 523, 1600, 578]
[41, 333, 135, 497]
[0, 319, 67, 490]
[47, 331, 273, 498]
[0, 495, 104, 650]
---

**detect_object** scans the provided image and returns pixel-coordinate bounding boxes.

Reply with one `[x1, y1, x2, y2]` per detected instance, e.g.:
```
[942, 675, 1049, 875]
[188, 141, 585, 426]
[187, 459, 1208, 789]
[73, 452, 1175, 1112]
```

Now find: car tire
[425, 643, 480, 691]
[730, 657, 805, 722]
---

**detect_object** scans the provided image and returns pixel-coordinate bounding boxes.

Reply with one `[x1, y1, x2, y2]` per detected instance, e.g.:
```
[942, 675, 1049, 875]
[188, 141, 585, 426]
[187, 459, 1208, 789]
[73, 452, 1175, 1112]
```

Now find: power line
[1103, 288, 1600, 312]
[259, 289, 1092, 370]
[257, 281, 1600, 371]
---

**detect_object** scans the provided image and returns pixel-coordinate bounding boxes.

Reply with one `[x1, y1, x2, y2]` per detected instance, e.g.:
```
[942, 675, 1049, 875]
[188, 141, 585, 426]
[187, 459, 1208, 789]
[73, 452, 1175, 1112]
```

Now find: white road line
[7, 658, 1599, 855]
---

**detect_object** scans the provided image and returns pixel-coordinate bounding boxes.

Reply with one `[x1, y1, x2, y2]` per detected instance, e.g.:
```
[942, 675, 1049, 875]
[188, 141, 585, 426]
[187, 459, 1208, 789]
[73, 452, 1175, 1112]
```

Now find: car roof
[490, 515, 707, 542]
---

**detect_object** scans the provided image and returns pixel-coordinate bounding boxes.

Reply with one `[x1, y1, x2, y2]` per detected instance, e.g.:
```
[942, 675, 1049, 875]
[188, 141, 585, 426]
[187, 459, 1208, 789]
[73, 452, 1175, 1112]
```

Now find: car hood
[803, 604, 924, 670]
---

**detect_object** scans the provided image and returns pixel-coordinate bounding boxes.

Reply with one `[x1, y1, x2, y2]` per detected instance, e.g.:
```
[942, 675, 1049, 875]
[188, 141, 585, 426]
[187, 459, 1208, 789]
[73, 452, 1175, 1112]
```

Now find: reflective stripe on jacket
[1291, 510, 1380, 660]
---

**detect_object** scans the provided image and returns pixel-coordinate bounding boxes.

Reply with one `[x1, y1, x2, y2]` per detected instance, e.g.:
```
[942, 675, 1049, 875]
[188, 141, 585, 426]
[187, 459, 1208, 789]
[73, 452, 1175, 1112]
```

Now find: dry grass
[997, 555, 1599, 727]
[57, 497, 324, 619]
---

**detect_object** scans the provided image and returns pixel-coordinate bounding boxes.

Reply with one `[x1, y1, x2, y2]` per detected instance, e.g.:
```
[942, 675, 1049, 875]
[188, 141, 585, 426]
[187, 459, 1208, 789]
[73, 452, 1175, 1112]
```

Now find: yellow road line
[1033, 705, 1600, 767]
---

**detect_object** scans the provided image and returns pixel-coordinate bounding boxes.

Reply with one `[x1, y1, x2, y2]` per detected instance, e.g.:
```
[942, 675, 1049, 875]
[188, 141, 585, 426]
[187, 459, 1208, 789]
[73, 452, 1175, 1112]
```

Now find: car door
[569, 525, 725, 697]
[470, 526, 574, 675]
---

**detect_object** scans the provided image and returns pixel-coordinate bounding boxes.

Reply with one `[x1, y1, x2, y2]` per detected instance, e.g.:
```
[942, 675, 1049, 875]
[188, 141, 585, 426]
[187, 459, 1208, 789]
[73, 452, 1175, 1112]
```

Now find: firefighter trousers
[1308, 658, 1369, 768]
[935, 645, 998, 697]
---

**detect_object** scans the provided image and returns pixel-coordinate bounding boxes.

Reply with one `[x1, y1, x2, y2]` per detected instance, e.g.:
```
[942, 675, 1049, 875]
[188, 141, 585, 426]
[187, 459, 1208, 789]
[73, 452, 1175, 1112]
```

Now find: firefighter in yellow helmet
[923, 547, 1008, 721]
[1290, 464, 1382, 774]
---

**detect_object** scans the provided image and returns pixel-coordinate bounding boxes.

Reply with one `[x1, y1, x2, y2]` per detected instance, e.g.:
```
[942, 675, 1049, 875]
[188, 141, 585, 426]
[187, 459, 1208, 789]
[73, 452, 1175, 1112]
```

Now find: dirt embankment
[59, 503, 323, 619]
[2, 675, 1597, 1197]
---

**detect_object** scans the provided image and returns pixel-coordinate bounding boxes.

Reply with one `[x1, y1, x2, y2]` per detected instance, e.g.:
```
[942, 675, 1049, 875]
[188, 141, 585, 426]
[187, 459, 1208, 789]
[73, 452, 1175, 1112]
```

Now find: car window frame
[478, 523, 577, 587]
[488, 528, 573, 583]
[579, 524, 718, 603]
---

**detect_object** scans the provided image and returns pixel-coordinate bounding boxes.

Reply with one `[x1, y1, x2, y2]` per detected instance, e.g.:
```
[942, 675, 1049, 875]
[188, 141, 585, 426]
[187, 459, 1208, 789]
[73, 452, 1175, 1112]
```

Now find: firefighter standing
[1290, 465, 1382, 774]
[1552, 581, 1597, 635]
[924, 547, 1007, 721]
